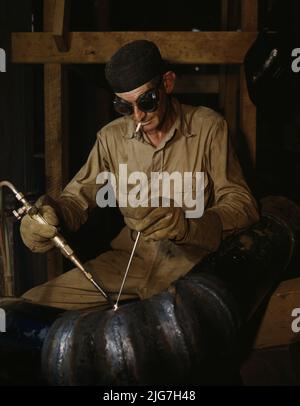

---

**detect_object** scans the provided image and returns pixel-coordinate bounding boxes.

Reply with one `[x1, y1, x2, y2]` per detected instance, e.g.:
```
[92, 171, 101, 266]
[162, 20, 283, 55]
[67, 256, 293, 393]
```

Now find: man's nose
[133, 105, 146, 122]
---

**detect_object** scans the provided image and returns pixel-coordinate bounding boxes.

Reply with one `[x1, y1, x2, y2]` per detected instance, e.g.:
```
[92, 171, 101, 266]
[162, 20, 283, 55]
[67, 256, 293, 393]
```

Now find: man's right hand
[20, 205, 59, 253]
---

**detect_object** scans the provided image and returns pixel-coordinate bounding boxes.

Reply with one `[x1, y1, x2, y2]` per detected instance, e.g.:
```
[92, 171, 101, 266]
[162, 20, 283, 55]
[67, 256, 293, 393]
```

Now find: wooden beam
[44, 64, 68, 198]
[44, 0, 68, 280]
[11, 31, 257, 64]
[44, 63, 67, 280]
[221, 0, 240, 31]
[44, 0, 55, 31]
[222, 68, 239, 141]
[53, 0, 71, 52]
[241, 0, 258, 31]
[219, 1, 240, 143]
[240, 0, 258, 166]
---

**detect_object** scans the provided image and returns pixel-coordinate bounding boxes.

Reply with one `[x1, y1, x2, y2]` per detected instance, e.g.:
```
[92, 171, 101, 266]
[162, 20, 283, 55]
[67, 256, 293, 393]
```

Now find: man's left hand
[122, 205, 188, 241]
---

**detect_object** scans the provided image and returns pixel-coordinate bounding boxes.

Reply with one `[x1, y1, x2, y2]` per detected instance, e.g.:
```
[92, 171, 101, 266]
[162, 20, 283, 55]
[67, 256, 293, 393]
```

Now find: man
[20, 40, 259, 310]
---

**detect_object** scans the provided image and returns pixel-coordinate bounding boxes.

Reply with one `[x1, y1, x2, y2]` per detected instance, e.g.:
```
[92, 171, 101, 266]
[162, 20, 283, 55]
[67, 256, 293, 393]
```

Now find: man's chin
[142, 120, 156, 132]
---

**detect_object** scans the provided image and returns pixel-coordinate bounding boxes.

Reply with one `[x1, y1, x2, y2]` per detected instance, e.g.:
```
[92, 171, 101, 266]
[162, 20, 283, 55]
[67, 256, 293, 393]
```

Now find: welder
[19, 40, 259, 310]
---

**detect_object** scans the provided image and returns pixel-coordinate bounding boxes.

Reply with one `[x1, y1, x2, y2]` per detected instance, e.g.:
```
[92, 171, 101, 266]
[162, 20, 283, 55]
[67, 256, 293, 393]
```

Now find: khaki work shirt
[58, 99, 259, 298]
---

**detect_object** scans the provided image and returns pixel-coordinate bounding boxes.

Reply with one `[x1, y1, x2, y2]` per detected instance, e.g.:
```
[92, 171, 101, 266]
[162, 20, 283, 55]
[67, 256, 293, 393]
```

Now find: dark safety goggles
[113, 79, 162, 116]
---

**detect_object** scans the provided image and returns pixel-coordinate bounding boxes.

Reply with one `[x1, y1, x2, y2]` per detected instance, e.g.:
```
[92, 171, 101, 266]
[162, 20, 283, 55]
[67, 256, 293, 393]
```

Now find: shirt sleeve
[56, 132, 110, 231]
[177, 117, 259, 253]
[205, 118, 259, 233]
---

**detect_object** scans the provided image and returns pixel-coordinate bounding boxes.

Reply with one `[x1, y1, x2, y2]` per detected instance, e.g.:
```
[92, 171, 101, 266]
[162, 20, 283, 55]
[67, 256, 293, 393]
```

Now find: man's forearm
[54, 196, 88, 232]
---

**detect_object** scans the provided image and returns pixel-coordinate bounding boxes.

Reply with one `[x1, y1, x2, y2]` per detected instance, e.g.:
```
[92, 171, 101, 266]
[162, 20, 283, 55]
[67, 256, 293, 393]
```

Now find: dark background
[0, 0, 300, 294]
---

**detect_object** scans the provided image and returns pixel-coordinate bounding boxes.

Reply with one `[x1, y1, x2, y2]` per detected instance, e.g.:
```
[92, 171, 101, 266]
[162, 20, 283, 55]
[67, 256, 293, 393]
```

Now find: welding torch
[0, 180, 111, 304]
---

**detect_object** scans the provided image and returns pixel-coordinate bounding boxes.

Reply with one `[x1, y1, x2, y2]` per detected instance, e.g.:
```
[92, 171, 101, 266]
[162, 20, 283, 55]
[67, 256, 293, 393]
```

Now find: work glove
[20, 195, 59, 253]
[121, 204, 188, 242]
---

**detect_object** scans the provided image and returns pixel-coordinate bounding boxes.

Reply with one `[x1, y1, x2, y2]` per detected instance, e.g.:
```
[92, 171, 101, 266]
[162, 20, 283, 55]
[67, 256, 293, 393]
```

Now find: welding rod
[113, 231, 141, 311]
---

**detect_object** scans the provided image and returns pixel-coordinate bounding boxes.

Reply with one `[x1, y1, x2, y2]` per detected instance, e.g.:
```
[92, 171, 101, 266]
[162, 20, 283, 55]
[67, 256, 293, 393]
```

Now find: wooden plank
[240, 0, 258, 166]
[220, 0, 229, 31]
[53, 0, 66, 36]
[11, 31, 257, 64]
[44, 63, 67, 280]
[53, 0, 71, 52]
[223, 68, 239, 141]
[219, 1, 240, 142]
[44, 0, 55, 31]
[44, 0, 67, 280]
[44, 64, 68, 197]
[221, 0, 240, 31]
[253, 278, 300, 349]
[241, 0, 258, 31]
[218, 1, 228, 112]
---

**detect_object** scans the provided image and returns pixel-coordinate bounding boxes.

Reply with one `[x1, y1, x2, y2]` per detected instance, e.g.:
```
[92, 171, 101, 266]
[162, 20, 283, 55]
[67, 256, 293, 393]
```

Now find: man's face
[115, 75, 172, 134]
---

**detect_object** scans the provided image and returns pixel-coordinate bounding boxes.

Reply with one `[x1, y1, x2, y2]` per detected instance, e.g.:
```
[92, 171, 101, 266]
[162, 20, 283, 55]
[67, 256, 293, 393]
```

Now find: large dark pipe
[41, 196, 300, 385]
[0, 196, 299, 385]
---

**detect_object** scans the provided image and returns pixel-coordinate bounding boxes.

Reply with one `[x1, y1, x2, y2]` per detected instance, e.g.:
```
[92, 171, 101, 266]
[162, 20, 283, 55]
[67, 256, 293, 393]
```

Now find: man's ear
[163, 71, 176, 94]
